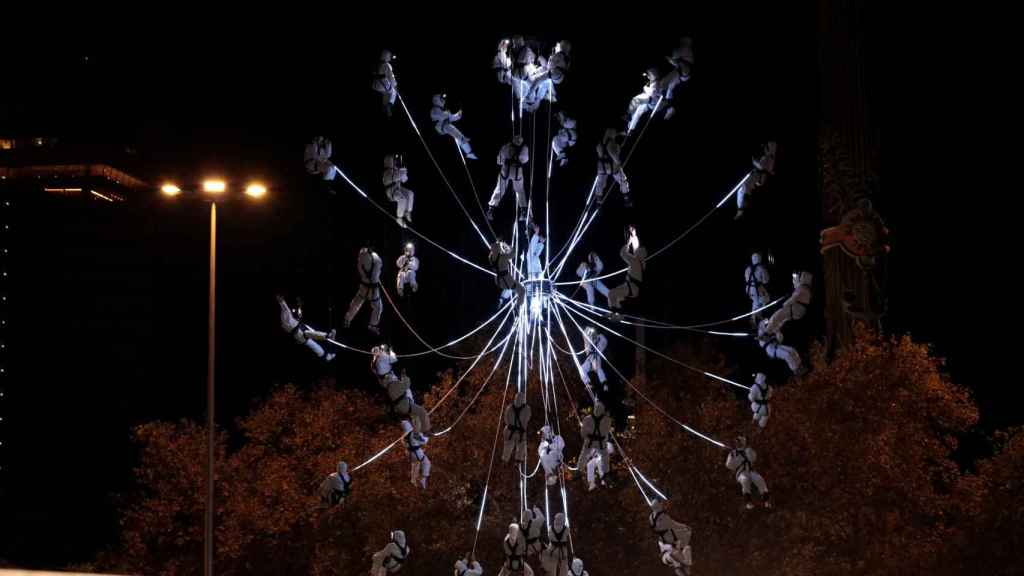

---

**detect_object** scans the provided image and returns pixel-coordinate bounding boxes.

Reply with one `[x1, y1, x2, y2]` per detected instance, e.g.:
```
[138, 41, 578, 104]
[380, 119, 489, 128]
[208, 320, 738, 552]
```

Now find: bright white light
[245, 183, 267, 199]
[203, 180, 227, 194]
[530, 294, 544, 320]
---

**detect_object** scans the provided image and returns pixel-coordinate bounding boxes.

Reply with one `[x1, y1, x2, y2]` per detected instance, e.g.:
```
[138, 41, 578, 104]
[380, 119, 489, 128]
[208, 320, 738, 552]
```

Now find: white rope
[472, 312, 521, 556]
[563, 294, 784, 331]
[397, 301, 514, 358]
[432, 322, 516, 437]
[382, 284, 503, 361]
[351, 305, 514, 473]
[556, 294, 779, 338]
[334, 166, 495, 277]
[455, 141, 498, 240]
[554, 298, 732, 450]
[553, 172, 751, 287]
[556, 295, 751, 392]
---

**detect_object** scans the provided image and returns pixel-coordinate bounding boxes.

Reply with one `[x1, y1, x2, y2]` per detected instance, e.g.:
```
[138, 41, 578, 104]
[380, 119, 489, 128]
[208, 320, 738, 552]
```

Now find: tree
[100, 328, 999, 575]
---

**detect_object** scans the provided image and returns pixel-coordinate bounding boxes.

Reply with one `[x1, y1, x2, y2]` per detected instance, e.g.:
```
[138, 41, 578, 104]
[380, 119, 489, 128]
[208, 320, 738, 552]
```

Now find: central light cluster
[528, 279, 555, 323]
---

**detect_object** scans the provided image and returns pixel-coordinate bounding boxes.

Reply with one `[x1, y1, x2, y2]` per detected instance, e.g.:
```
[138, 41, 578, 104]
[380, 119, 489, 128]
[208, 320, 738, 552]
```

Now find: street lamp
[161, 179, 267, 576]
[202, 179, 227, 194]
[244, 183, 267, 199]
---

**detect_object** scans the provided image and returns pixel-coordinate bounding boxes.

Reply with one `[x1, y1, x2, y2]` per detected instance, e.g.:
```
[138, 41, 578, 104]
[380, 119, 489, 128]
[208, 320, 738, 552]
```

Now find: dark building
[1, 136, 150, 203]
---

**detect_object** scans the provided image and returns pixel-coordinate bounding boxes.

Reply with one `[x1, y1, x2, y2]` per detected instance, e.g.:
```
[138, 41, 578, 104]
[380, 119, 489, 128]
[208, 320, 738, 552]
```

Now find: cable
[456, 142, 498, 240]
[325, 301, 512, 359]
[563, 294, 784, 331]
[552, 172, 751, 287]
[544, 176, 600, 276]
[554, 298, 732, 449]
[351, 305, 514, 473]
[433, 317, 517, 437]
[557, 295, 773, 338]
[334, 166, 495, 278]
[396, 301, 514, 359]
[382, 284, 502, 361]
[472, 313, 521, 556]
[556, 295, 750, 392]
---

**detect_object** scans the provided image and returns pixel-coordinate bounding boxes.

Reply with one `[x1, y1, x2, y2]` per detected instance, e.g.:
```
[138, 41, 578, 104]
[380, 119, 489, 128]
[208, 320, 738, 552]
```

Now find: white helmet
[338, 461, 349, 476]
[553, 512, 566, 530]
[571, 558, 585, 574]
[390, 529, 406, 548]
[793, 271, 813, 287]
[404, 242, 415, 256]
[754, 373, 767, 386]
[508, 522, 521, 541]
[751, 252, 762, 266]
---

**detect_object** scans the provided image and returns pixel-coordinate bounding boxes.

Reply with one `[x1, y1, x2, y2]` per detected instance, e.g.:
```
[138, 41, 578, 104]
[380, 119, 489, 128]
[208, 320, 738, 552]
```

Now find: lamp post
[162, 178, 265, 576]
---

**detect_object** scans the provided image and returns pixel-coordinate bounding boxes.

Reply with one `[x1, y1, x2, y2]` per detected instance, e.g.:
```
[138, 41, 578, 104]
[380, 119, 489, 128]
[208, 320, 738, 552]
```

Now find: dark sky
[0, 12, 1003, 569]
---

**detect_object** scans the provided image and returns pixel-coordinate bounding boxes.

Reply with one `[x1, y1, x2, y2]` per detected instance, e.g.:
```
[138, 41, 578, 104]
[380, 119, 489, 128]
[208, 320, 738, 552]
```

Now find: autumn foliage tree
[98, 327, 1016, 575]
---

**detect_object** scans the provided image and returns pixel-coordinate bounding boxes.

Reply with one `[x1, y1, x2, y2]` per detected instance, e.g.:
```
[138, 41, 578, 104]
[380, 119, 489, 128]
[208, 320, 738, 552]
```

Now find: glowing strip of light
[352, 306, 514, 471]
[633, 465, 669, 501]
[557, 295, 751, 391]
[553, 171, 752, 287]
[475, 485, 489, 531]
[334, 166, 495, 277]
[455, 140, 497, 239]
[397, 300, 513, 358]
[563, 294, 784, 331]
[555, 299, 732, 449]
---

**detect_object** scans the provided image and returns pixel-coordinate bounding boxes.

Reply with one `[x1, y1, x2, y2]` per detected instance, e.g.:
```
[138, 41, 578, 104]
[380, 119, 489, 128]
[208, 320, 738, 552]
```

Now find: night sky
[0, 13, 1004, 569]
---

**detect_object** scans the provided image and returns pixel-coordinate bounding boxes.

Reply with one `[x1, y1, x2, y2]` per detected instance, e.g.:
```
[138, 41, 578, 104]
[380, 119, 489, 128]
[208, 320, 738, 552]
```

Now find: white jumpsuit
[396, 254, 419, 296]
[608, 243, 646, 310]
[344, 248, 383, 330]
[490, 141, 531, 210]
[576, 255, 609, 306]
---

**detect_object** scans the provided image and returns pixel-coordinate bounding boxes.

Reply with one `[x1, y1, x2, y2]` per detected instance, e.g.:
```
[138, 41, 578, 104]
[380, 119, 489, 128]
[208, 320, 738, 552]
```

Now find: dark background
[0, 12, 1000, 569]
